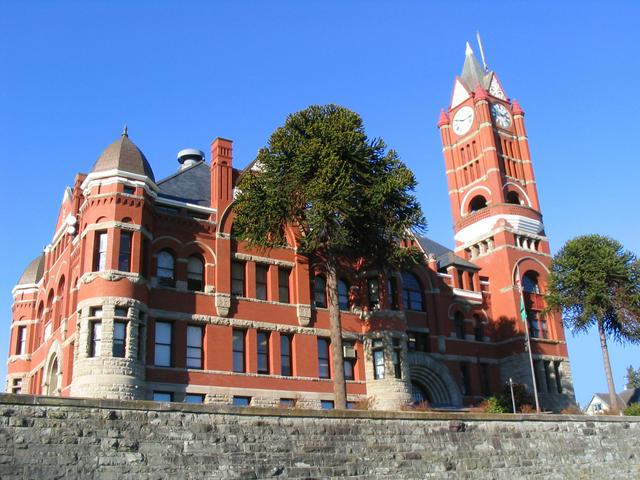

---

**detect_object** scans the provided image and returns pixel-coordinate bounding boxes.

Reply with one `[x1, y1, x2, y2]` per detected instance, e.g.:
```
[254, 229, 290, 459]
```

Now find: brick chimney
[211, 138, 233, 212]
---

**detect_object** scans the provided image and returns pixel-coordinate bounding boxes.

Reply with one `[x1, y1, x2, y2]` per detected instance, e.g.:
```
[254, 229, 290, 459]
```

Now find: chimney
[211, 138, 233, 212]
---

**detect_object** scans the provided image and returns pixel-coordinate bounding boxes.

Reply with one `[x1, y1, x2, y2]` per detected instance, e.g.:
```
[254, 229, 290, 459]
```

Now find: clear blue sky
[0, 1, 638, 407]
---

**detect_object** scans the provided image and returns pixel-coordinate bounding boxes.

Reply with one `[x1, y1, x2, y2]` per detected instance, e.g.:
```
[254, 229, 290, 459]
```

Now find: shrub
[623, 403, 640, 416]
[401, 400, 431, 412]
[519, 404, 536, 414]
[560, 405, 582, 415]
[482, 396, 508, 413]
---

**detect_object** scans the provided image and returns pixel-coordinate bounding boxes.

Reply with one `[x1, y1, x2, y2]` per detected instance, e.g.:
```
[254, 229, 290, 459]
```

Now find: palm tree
[546, 235, 640, 412]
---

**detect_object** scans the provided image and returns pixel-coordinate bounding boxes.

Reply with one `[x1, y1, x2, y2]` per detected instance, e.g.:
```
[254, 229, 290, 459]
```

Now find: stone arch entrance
[408, 351, 463, 407]
[43, 341, 62, 396]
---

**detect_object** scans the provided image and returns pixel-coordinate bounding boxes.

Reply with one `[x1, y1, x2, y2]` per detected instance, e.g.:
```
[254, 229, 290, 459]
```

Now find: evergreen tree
[626, 365, 640, 389]
[546, 235, 640, 412]
[232, 105, 425, 408]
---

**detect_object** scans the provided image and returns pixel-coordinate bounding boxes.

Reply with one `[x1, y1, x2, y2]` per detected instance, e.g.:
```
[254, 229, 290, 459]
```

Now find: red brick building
[6, 45, 575, 411]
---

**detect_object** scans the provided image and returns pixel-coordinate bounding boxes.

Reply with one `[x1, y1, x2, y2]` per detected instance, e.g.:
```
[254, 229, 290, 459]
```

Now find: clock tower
[438, 42, 575, 410]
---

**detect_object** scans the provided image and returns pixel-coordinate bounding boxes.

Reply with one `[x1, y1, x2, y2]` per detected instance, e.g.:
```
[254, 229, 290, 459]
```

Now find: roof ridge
[157, 160, 207, 185]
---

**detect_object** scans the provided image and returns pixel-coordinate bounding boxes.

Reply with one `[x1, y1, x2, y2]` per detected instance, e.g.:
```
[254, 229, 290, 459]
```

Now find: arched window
[187, 255, 204, 291]
[454, 311, 465, 339]
[506, 191, 520, 205]
[473, 314, 484, 341]
[522, 271, 540, 294]
[337, 279, 349, 311]
[157, 250, 175, 287]
[401, 272, 424, 311]
[313, 276, 327, 308]
[469, 195, 487, 212]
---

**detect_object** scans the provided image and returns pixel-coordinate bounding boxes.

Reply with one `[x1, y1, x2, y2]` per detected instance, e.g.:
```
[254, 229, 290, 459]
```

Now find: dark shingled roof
[91, 134, 155, 181]
[416, 236, 479, 271]
[157, 161, 211, 207]
[591, 389, 640, 409]
[17, 254, 45, 285]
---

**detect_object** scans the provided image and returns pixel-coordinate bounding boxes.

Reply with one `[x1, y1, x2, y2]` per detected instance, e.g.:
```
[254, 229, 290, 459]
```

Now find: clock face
[452, 106, 474, 136]
[491, 103, 512, 128]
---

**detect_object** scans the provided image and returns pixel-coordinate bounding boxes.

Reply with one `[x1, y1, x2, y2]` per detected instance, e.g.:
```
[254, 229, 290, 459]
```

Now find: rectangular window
[343, 341, 355, 381]
[16, 326, 27, 355]
[554, 361, 563, 394]
[279, 398, 295, 408]
[184, 393, 205, 404]
[278, 268, 291, 303]
[460, 362, 471, 396]
[154, 321, 172, 367]
[90, 307, 103, 318]
[113, 321, 127, 358]
[118, 231, 132, 272]
[11, 378, 22, 394]
[232, 329, 245, 373]
[186, 325, 204, 369]
[257, 331, 270, 374]
[232, 396, 251, 407]
[372, 339, 385, 379]
[153, 391, 173, 402]
[280, 334, 292, 376]
[89, 321, 102, 357]
[94, 231, 108, 272]
[468, 272, 475, 291]
[528, 310, 540, 338]
[114, 307, 128, 317]
[392, 338, 402, 379]
[256, 264, 268, 300]
[368, 278, 380, 310]
[320, 400, 334, 410]
[231, 261, 246, 296]
[387, 278, 399, 310]
[317, 338, 330, 379]
[407, 331, 430, 353]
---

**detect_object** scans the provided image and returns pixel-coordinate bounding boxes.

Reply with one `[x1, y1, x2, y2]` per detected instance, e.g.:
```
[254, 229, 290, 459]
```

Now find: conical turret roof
[90, 130, 155, 181]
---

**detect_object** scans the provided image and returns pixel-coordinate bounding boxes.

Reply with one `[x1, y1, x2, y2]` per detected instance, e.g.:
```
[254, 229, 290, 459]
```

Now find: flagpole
[517, 266, 541, 413]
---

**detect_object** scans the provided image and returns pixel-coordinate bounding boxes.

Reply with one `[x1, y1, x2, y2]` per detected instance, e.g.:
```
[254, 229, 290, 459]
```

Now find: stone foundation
[0, 393, 638, 479]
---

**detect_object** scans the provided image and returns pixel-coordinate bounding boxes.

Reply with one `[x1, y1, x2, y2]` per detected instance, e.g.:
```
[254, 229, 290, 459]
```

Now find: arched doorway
[43, 343, 62, 396]
[407, 351, 463, 407]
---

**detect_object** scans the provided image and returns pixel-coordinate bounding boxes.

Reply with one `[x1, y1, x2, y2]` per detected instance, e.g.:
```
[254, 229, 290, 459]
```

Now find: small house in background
[584, 387, 640, 415]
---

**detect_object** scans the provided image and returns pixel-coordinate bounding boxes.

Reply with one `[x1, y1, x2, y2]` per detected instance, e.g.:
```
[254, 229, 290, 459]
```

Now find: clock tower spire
[437, 42, 576, 411]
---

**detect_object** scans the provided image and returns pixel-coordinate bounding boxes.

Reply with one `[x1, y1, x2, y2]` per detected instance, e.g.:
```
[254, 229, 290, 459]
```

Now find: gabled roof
[589, 390, 638, 409]
[17, 254, 45, 285]
[157, 161, 211, 207]
[416, 236, 479, 271]
[91, 133, 155, 181]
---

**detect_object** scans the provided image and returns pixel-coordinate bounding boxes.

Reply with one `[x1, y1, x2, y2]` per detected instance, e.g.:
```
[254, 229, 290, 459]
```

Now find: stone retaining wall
[0, 393, 638, 479]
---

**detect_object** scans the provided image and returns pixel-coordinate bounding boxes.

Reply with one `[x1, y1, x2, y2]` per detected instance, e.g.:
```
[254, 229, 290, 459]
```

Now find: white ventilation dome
[177, 148, 205, 170]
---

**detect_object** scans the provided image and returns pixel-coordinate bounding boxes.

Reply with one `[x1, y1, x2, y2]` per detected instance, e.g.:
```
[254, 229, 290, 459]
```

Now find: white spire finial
[465, 41, 474, 56]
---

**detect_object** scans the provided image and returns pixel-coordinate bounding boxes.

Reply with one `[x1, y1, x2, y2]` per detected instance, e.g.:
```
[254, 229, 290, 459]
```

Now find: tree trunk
[326, 259, 347, 409]
[598, 319, 618, 413]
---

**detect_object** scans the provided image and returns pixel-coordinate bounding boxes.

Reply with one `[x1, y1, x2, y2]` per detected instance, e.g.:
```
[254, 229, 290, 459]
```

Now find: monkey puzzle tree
[545, 235, 640, 412]
[232, 105, 425, 409]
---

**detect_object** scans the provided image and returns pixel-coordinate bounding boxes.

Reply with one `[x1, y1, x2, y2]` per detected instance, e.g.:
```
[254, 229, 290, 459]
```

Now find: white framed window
[186, 325, 203, 369]
[154, 321, 172, 367]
